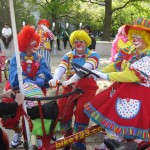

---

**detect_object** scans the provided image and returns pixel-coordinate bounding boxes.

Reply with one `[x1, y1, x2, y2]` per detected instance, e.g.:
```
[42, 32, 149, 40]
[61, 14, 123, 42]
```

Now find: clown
[1, 25, 52, 148]
[84, 18, 150, 149]
[36, 19, 54, 71]
[49, 30, 100, 149]
[109, 25, 132, 62]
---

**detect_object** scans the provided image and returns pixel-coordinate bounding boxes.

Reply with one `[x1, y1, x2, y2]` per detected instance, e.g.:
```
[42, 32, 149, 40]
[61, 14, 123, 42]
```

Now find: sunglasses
[74, 39, 85, 44]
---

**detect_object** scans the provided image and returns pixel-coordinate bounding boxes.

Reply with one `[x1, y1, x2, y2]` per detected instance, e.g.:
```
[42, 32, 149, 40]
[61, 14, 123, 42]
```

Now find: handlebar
[71, 62, 100, 78]
[25, 87, 84, 101]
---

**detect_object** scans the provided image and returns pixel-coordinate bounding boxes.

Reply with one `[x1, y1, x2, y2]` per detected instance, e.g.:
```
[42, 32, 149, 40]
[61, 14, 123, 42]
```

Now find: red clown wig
[18, 25, 40, 52]
[38, 19, 50, 28]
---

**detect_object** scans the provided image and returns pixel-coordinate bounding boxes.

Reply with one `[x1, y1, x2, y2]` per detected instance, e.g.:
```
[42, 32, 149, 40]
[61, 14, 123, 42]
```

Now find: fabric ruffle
[84, 102, 150, 141]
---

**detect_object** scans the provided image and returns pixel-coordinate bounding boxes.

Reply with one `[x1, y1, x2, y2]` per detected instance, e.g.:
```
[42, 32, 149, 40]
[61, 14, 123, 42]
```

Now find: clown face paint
[132, 34, 147, 50]
[74, 39, 87, 52]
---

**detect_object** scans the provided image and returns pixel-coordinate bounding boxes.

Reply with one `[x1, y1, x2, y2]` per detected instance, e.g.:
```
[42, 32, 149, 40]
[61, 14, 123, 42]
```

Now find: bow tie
[25, 56, 34, 61]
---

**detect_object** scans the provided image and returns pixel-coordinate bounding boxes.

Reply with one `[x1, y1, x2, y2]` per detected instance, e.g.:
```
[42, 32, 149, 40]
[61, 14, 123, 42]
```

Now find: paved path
[0, 38, 111, 150]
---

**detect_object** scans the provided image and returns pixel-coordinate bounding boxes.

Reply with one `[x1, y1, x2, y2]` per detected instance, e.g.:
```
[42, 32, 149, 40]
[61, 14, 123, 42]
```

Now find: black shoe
[58, 48, 61, 51]
[70, 142, 86, 150]
[104, 138, 138, 150]
[64, 145, 70, 150]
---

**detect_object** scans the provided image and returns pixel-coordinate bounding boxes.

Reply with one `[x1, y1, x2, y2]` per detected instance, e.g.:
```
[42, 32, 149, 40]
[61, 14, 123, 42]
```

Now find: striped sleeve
[59, 52, 71, 70]
[86, 51, 100, 69]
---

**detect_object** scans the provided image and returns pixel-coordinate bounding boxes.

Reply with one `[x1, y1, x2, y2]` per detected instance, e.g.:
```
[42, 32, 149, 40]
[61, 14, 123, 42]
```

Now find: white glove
[92, 70, 108, 80]
[49, 77, 59, 88]
[62, 79, 73, 87]
[41, 24, 49, 32]
[62, 74, 79, 87]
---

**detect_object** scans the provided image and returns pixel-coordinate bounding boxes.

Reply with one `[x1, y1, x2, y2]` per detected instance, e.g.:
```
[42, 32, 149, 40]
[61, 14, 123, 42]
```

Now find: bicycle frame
[27, 93, 103, 150]
[47, 124, 102, 150]
[24, 81, 103, 150]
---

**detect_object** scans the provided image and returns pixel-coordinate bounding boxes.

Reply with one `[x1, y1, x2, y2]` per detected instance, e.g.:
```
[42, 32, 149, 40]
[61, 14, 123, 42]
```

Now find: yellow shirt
[102, 46, 150, 82]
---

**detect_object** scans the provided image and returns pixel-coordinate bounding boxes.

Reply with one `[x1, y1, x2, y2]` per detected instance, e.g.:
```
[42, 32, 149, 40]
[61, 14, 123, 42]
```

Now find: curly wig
[69, 30, 91, 47]
[38, 19, 50, 28]
[128, 29, 150, 47]
[18, 25, 40, 52]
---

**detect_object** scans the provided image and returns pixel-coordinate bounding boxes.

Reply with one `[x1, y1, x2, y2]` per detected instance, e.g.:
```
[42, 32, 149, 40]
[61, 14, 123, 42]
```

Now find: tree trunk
[101, 0, 112, 41]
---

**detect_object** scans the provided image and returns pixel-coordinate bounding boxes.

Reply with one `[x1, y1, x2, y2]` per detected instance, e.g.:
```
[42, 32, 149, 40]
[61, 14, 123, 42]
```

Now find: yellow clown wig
[69, 30, 91, 47]
[125, 18, 150, 46]
[18, 25, 40, 52]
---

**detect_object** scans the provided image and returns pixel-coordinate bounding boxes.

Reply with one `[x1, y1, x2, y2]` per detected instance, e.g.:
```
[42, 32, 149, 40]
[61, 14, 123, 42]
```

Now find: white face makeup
[74, 39, 87, 52]
[132, 34, 146, 50]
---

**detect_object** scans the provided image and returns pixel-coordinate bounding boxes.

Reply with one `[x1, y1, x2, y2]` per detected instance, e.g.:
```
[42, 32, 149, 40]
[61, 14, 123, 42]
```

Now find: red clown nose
[76, 43, 82, 47]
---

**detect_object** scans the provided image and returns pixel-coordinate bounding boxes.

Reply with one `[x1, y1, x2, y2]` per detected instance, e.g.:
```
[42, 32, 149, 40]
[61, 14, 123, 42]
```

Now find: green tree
[80, 0, 150, 41]
[0, 0, 36, 34]
[27, 0, 78, 31]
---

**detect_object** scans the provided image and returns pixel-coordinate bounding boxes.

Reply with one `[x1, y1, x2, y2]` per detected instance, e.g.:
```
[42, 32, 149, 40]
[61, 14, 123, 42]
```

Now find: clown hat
[125, 18, 150, 34]
[38, 19, 50, 28]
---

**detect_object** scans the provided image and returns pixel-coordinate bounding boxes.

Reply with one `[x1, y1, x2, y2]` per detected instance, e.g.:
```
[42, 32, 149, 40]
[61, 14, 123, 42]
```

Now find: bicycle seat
[104, 138, 138, 150]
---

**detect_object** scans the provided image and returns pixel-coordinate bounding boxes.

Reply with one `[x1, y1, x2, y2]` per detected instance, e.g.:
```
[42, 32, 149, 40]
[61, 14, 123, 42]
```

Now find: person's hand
[49, 77, 59, 88]
[38, 73, 45, 79]
[35, 78, 45, 87]
[92, 70, 108, 80]
[2, 90, 15, 98]
[62, 74, 79, 87]
[22, 72, 27, 79]
[62, 79, 73, 87]
[15, 93, 24, 105]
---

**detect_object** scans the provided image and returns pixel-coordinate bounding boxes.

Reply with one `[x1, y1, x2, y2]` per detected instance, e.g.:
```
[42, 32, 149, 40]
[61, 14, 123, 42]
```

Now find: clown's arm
[35, 57, 53, 87]
[93, 62, 140, 82]
[41, 24, 54, 40]
[9, 55, 19, 88]
[61, 52, 100, 87]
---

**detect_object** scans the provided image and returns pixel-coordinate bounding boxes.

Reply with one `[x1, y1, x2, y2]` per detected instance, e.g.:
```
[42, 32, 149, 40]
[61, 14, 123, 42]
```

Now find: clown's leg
[70, 122, 88, 150]
[11, 124, 22, 148]
[59, 120, 73, 150]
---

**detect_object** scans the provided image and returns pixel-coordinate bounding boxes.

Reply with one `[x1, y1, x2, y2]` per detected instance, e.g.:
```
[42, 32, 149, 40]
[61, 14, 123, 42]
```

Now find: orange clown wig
[18, 25, 40, 52]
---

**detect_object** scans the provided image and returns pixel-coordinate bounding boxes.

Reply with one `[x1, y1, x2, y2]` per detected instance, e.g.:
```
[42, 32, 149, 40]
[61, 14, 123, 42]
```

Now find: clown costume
[49, 30, 100, 150]
[84, 18, 150, 149]
[1, 26, 52, 148]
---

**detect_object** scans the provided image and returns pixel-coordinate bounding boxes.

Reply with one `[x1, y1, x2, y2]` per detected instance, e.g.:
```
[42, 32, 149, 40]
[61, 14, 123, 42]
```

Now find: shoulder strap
[66, 52, 73, 76]
[64, 30, 69, 37]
